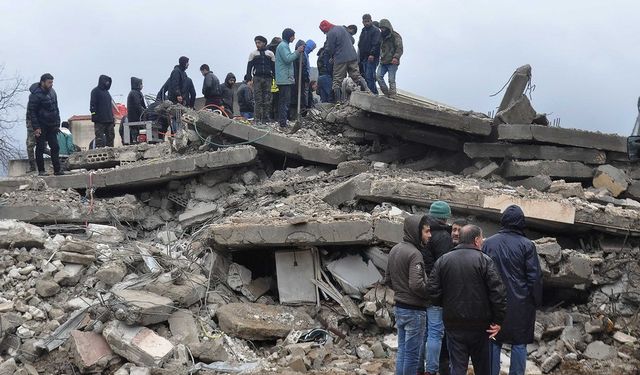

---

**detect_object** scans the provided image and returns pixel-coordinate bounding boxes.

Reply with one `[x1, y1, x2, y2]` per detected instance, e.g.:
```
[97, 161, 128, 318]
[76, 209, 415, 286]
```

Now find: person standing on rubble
[267, 37, 282, 121]
[427, 225, 506, 375]
[25, 82, 41, 172]
[237, 75, 255, 119]
[316, 42, 334, 103]
[167, 56, 189, 104]
[319, 19, 369, 102]
[90, 74, 115, 148]
[384, 214, 430, 375]
[200, 64, 223, 108]
[27, 73, 63, 176]
[246, 35, 276, 124]
[184, 76, 197, 109]
[358, 13, 381, 94]
[376, 19, 403, 98]
[275, 28, 304, 128]
[482, 205, 542, 375]
[127, 77, 146, 123]
[420, 201, 453, 375]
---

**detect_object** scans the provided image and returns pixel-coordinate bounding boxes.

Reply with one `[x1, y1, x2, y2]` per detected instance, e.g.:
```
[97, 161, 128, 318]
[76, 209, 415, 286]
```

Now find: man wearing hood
[358, 14, 381, 94]
[167, 56, 189, 104]
[384, 215, 431, 375]
[291, 39, 316, 118]
[90, 74, 115, 148]
[221, 73, 236, 116]
[482, 205, 542, 375]
[246, 35, 276, 124]
[275, 28, 304, 128]
[319, 19, 369, 102]
[127, 77, 146, 123]
[377, 19, 404, 97]
[27, 73, 63, 175]
[428, 225, 506, 375]
[25, 82, 42, 172]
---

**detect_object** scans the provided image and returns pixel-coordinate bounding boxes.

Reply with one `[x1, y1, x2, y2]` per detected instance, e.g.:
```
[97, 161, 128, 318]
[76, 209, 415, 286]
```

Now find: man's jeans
[423, 306, 444, 373]
[376, 63, 398, 94]
[277, 84, 293, 127]
[318, 75, 333, 102]
[491, 341, 527, 375]
[362, 57, 379, 94]
[395, 307, 426, 375]
[240, 112, 254, 119]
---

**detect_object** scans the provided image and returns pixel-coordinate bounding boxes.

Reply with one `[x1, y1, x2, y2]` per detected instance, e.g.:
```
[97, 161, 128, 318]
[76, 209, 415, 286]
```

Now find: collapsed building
[0, 65, 639, 374]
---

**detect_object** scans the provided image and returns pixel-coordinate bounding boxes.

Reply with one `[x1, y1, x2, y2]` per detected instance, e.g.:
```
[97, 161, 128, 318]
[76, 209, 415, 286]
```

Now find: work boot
[38, 171, 47, 177]
[28, 160, 36, 173]
[389, 82, 397, 97]
[54, 170, 65, 176]
[333, 88, 343, 103]
[358, 77, 371, 93]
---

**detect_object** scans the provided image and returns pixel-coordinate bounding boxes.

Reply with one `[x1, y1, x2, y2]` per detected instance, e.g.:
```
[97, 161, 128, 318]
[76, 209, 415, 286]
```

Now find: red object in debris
[137, 133, 147, 143]
[113, 103, 128, 118]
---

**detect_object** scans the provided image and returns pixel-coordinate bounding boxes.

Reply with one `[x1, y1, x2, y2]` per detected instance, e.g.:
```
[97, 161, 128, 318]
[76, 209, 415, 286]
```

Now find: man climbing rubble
[377, 18, 403, 97]
[27, 73, 63, 176]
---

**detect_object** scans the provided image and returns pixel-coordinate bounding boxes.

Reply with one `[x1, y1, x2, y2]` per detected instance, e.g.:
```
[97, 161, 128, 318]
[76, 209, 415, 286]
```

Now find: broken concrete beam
[483, 194, 575, 224]
[544, 251, 594, 287]
[349, 91, 492, 136]
[207, 216, 375, 248]
[495, 95, 536, 125]
[0, 220, 47, 248]
[178, 202, 220, 227]
[509, 175, 552, 191]
[0, 202, 143, 224]
[55, 251, 95, 265]
[346, 113, 462, 151]
[548, 180, 585, 198]
[472, 162, 500, 179]
[187, 110, 347, 165]
[593, 164, 628, 197]
[502, 160, 593, 179]
[498, 65, 532, 112]
[463, 143, 606, 164]
[497, 124, 627, 153]
[86, 224, 124, 244]
[110, 289, 174, 325]
[102, 320, 174, 367]
[366, 144, 427, 163]
[335, 160, 369, 177]
[70, 330, 120, 373]
[216, 303, 314, 340]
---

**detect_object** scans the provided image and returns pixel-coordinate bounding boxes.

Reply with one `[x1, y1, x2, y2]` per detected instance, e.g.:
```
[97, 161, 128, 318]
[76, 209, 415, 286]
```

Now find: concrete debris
[217, 303, 314, 340]
[584, 340, 617, 360]
[326, 255, 382, 296]
[593, 164, 629, 197]
[102, 320, 174, 367]
[70, 330, 120, 373]
[496, 95, 537, 125]
[110, 289, 174, 325]
[0, 220, 47, 248]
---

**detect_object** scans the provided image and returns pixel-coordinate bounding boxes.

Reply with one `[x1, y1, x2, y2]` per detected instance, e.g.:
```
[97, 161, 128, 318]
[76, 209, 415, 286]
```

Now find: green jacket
[275, 41, 300, 85]
[379, 19, 404, 65]
[57, 129, 75, 156]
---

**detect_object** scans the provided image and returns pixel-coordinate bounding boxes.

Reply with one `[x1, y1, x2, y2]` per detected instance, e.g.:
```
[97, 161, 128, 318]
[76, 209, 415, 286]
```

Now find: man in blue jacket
[275, 28, 304, 128]
[482, 205, 543, 375]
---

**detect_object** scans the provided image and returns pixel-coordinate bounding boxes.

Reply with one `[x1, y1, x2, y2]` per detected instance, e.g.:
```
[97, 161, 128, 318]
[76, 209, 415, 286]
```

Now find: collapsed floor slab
[497, 124, 627, 153]
[502, 160, 594, 179]
[464, 143, 606, 164]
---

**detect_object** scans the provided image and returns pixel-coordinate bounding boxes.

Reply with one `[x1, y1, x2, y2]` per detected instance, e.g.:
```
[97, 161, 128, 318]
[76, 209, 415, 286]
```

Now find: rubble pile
[1, 67, 640, 374]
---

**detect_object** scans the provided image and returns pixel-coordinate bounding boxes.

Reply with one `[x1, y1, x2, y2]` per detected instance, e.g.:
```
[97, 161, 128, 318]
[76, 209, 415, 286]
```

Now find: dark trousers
[253, 76, 272, 123]
[277, 84, 293, 127]
[94, 122, 115, 148]
[35, 126, 60, 173]
[447, 330, 490, 375]
[318, 75, 333, 102]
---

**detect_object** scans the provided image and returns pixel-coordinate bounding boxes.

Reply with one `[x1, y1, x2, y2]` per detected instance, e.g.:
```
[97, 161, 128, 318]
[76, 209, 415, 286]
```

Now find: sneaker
[53, 171, 65, 176]
[38, 171, 47, 176]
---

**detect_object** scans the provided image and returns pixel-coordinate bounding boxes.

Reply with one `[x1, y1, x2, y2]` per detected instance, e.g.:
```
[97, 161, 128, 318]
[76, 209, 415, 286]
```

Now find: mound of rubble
[1, 67, 640, 374]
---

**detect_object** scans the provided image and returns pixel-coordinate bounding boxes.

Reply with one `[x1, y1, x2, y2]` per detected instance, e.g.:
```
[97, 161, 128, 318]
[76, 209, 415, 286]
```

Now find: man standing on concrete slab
[27, 73, 63, 176]
[167, 56, 189, 105]
[200, 64, 223, 108]
[316, 43, 334, 103]
[319, 19, 370, 102]
[90, 74, 115, 148]
[384, 214, 430, 375]
[184, 76, 197, 109]
[246, 35, 275, 124]
[428, 225, 506, 375]
[25, 82, 40, 172]
[483, 205, 542, 375]
[275, 28, 304, 128]
[377, 18, 403, 97]
[237, 75, 255, 119]
[358, 13, 381, 94]
[127, 77, 146, 123]
[221, 73, 236, 117]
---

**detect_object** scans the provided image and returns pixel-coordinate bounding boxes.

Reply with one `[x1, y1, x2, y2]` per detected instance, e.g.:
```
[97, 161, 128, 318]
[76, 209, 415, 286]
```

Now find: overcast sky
[2, 0, 639, 150]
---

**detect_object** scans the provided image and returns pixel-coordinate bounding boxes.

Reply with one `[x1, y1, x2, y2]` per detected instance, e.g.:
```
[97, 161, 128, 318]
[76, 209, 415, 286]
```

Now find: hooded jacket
[384, 215, 430, 309]
[317, 46, 334, 76]
[379, 19, 404, 65]
[423, 216, 453, 277]
[168, 64, 188, 103]
[237, 81, 254, 113]
[304, 39, 316, 77]
[90, 75, 114, 123]
[358, 23, 381, 60]
[293, 40, 310, 83]
[127, 77, 146, 123]
[325, 22, 358, 65]
[27, 82, 60, 130]
[221, 73, 236, 113]
[275, 29, 301, 85]
[57, 127, 75, 157]
[482, 205, 543, 344]
[428, 244, 507, 331]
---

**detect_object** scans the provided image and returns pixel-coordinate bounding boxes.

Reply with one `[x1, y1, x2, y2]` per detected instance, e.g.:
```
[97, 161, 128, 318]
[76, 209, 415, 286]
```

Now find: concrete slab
[275, 249, 317, 304]
[102, 320, 174, 367]
[502, 160, 593, 179]
[463, 143, 606, 164]
[482, 195, 575, 224]
[187, 110, 347, 165]
[349, 91, 492, 136]
[497, 124, 627, 153]
[217, 303, 314, 340]
[70, 330, 119, 373]
[497, 65, 531, 112]
[0, 200, 143, 224]
[110, 289, 174, 325]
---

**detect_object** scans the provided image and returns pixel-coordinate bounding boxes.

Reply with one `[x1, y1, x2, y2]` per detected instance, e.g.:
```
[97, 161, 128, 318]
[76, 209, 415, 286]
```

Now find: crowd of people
[25, 14, 403, 175]
[386, 202, 543, 375]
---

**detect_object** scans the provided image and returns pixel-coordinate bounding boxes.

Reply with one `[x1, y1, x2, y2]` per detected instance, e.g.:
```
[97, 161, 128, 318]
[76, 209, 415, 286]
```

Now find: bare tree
[0, 64, 27, 170]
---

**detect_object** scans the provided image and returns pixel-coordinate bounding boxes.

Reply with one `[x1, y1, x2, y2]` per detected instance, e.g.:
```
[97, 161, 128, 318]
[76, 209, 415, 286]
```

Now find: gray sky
[2, 0, 639, 150]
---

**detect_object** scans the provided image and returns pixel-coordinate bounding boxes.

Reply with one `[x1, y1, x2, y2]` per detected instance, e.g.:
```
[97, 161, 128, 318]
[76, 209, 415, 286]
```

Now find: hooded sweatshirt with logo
[90, 75, 114, 123]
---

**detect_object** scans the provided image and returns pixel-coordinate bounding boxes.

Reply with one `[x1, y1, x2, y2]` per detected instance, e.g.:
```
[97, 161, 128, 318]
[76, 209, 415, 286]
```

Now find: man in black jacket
[200, 64, 223, 108]
[246, 35, 275, 124]
[221, 73, 236, 116]
[184, 76, 196, 109]
[90, 74, 115, 148]
[27, 73, 63, 176]
[428, 225, 506, 375]
[127, 77, 146, 123]
[482, 205, 542, 375]
[167, 56, 189, 104]
[358, 13, 381, 94]
[237, 75, 254, 119]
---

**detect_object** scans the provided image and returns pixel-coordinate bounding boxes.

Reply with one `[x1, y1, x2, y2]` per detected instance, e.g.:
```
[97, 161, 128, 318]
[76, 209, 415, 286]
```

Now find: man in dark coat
[184, 76, 196, 109]
[221, 73, 236, 116]
[127, 77, 146, 123]
[377, 19, 403, 97]
[167, 56, 189, 104]
[384, 215, 431, 375]
[482, 205, 543, 375]
[27, 73, 63, 176]
[200, 64, 223, 107]
[237, 75, 255, 119]
[90, 74, 115, 148]
[358, 13, 381, 94]
[428, 225, 507, 375]
[25, 82, 41, 172]
[246, 35, 275, 124]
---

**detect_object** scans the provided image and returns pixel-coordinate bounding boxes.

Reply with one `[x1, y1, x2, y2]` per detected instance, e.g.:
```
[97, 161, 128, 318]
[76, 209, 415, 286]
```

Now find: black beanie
[179, 56, 189, 67]
[254, 35, 268, 44]
[282, 28, 295, 41]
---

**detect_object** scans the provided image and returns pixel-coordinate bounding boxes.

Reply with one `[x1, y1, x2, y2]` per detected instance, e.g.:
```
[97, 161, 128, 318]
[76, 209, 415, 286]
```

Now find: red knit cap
[319, 20, 334, 33]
